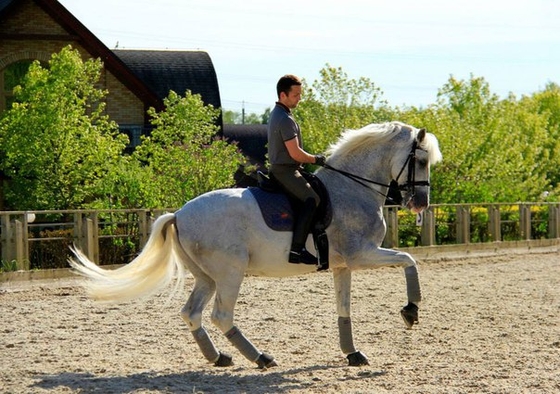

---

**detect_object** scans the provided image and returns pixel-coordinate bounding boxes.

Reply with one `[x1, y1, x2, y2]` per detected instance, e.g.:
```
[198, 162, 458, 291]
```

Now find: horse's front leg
[333, 267, 369, 366]
[347, 246, 421, 329]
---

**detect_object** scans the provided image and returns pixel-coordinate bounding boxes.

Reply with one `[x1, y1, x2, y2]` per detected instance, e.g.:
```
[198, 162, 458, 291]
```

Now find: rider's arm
[284, 137, 319, 164]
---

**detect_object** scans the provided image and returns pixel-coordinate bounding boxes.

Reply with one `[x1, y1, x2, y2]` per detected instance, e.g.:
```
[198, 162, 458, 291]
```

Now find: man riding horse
[267, 74, 326, 265]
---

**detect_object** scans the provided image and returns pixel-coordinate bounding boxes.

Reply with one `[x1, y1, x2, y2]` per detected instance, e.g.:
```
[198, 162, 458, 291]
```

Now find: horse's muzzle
[405, 190, 429, 213]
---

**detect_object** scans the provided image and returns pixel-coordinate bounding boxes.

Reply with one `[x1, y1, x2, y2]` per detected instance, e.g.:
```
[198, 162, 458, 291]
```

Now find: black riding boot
[289, 198, 318, 265]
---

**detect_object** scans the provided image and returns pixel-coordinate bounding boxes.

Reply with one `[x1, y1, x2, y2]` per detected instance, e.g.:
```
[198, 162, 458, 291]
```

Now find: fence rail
[1, 202, 559, 271]
[382, 202, 560, 248]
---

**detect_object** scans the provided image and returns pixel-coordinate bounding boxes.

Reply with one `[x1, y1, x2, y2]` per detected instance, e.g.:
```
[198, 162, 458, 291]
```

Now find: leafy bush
[0, 259, 18, 272]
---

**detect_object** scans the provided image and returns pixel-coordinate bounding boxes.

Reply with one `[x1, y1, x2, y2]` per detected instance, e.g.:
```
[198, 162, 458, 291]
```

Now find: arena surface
[1, 248, 559, 393]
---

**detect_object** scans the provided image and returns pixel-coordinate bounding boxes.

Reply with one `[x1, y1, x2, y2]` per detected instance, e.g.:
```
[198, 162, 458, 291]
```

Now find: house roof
[113, 50, 221, 111]
[1, 0, 222, 116]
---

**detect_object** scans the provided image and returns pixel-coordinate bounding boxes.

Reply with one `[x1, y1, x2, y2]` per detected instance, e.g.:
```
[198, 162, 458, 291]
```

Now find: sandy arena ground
[1, 248, 559, 393]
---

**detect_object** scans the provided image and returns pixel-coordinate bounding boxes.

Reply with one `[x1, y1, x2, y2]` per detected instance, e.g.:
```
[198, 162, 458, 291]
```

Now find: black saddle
[247, 171, 332, 270]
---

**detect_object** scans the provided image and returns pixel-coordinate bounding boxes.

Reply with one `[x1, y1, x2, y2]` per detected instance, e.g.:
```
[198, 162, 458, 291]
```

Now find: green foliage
[84, 156, 156, 209]
[295, 64, 396, 155]
[131, 90, 245, 208]
[2, 48, 559, 209]
[0, 46, 247, 211]
[0, 259, 18, 272]
[3, 60, 34, 91]
[521, 83, 560, 191]
[399, 75, 559, 203]
[0, 46, 128, 210]
[223, 108, 268, 124]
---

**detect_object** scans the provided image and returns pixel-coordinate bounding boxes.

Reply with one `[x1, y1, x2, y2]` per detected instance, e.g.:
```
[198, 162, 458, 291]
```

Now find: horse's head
[393, 127, 442, 213]
[324, 121, 442, 213]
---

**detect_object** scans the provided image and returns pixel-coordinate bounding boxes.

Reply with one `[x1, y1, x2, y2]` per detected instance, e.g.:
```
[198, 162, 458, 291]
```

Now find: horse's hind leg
[211, 271, 278, 369]
[181, 272, 233, 367]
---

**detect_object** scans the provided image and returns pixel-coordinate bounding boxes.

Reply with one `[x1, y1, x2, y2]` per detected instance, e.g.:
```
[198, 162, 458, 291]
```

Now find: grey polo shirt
[267, 103, 302, 166]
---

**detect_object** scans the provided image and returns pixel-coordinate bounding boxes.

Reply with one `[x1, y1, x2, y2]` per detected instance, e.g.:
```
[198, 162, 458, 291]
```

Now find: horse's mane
[420, 130, 443, 164]
[327, 121, 442, 164]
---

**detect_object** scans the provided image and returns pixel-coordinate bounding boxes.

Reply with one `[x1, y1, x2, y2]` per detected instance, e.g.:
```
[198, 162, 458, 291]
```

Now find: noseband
[323, 140, 429, 203]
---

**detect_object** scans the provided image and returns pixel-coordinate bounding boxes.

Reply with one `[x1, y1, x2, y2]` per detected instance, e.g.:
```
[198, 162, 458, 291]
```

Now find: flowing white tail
[69, 213, 186, 302]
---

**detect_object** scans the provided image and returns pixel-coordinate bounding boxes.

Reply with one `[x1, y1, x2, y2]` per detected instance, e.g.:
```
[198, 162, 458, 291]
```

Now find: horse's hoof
[347, 351, 369, 366]
[400, 302, 419, 329]
[256, 353, 278, 369]
[214, 352, 234, 367]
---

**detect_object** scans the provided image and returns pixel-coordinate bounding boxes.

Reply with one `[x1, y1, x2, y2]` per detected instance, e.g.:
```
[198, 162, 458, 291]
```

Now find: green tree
[399, 75, 553, 203]
[132, 90, 245, 208]
[0, 46, 128, 210]
[521, 82, 560, 197]
[296, 65, 395, 155]
[222, 108, 269, 124]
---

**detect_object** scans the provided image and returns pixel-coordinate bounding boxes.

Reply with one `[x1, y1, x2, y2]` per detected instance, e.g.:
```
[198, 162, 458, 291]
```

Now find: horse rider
[267, 74, 326, 265]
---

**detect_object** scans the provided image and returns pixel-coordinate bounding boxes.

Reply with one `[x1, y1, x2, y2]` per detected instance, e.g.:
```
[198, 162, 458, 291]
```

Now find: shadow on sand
[31, 364, 387, 393]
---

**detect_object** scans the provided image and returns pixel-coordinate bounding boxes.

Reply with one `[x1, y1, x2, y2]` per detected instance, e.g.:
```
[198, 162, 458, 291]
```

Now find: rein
[322, 140, 430, 204]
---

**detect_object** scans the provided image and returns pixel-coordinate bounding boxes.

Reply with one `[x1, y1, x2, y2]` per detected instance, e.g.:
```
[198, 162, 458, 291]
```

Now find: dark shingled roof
[113, 50, 221, 111]
[223, 124, 267, 165]
[222, 123, 267, 187]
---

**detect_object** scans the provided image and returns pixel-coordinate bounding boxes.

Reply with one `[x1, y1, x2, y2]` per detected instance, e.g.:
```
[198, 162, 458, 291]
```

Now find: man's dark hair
[276, 74, 302, 98]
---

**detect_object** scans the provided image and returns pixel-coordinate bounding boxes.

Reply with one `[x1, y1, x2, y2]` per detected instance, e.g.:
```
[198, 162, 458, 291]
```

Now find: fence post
[548, 204, 560, 239]
[420, 208, 435, 246]
[138, 210, 149, 248]
[73, 212, 83, 249]
[1, 213, 12, 263]
[14, 219, 29, 270]
[519, 204, 531, 240]
[1, 214, 29, 269]
[83, 218, 95, 263]
[488, 205, 501, 242]
[456, 205, 470, 244]
[91, 212, 99, 264]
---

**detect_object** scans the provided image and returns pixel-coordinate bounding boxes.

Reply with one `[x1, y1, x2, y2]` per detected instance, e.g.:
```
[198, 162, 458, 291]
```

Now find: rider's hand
[314, 154, 326, 166]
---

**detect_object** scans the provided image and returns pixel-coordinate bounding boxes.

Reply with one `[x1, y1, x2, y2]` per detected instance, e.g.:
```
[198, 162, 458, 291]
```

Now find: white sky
[59, 0, 560, 114]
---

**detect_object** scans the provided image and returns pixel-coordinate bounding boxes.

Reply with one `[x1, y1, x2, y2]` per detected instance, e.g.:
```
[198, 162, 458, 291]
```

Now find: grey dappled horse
[70, 121, 442, 368]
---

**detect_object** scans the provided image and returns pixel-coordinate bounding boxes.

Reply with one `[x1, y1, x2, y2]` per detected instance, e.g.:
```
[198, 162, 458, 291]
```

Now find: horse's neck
[323, 147, 392, 188]
[317, 164, 388, 211]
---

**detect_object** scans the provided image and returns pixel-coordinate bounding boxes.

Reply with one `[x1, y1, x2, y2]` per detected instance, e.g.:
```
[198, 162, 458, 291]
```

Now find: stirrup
[288, 249, 318, 265]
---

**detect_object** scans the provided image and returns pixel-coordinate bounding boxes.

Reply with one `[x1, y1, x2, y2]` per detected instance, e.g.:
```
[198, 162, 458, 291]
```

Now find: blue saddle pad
[248, 187, 294, 231]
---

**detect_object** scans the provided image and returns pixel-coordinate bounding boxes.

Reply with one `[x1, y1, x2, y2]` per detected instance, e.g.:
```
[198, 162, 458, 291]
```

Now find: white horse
[70, 121, 442, 368]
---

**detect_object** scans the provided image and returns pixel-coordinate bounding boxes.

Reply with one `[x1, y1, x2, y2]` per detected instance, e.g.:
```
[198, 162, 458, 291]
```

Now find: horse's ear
[417, 128, 426, 142]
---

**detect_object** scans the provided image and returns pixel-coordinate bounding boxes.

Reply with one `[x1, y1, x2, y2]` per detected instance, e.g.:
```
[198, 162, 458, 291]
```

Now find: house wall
[0, 0, 145, 126]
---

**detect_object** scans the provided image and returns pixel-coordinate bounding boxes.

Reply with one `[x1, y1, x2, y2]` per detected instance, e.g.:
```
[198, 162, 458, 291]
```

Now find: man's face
[281, 85, 302, 109]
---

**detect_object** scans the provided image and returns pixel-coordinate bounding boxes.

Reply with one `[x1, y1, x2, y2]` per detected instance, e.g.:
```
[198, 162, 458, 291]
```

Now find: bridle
[323, 140, 430, 204]
[394, 139, 430, 193]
